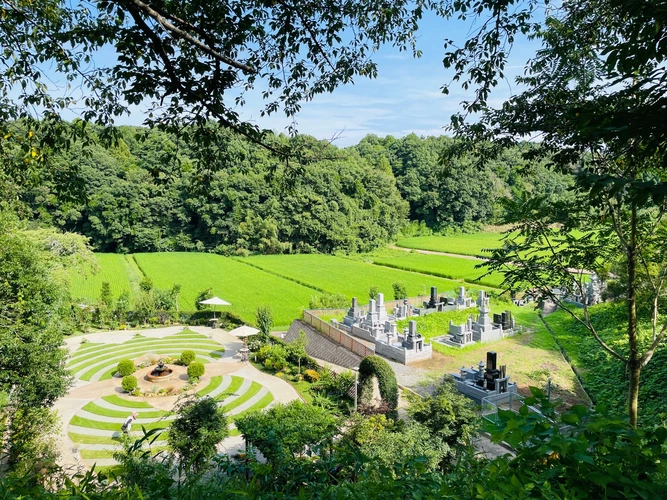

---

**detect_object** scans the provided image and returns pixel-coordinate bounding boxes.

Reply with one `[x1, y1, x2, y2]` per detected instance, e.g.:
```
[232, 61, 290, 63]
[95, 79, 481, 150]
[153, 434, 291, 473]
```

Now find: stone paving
[54, 325, 300, 471]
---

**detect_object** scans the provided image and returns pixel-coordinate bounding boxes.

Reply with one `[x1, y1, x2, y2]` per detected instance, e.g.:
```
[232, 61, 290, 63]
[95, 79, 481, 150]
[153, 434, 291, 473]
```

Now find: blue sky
[112, 11, 541, 147]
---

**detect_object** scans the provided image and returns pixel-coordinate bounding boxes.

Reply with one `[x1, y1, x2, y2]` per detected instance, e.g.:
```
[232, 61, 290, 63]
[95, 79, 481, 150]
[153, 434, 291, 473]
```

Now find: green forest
[14, 124, 572, 255]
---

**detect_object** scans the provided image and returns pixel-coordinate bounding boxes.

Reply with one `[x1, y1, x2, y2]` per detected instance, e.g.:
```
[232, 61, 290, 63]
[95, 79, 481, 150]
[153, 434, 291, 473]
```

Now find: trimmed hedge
[180, 350, 196, 366]
[358, 356, 398, 419]
[187, 362, 205, 378]
[117, 359, 136, 377]
[121, 375, 138, 392]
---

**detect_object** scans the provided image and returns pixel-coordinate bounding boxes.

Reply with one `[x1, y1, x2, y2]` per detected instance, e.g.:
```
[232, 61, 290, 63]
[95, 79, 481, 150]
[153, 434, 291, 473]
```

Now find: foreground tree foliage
[0, 209, 92, 473]
[441, 0, 667, 426]
[167, 395, 228, 473]
[2, 393, 665, 498]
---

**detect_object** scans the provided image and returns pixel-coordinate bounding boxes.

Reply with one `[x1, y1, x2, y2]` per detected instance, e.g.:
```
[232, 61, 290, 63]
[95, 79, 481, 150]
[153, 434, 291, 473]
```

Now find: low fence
[302, 310, 375, 358]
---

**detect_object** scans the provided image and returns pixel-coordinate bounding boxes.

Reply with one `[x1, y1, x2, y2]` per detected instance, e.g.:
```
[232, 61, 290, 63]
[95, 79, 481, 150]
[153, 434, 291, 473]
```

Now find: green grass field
[396, 233, 509, 257]
[69, 254, 140, 302]
[239, 254, 492, 302]
[133, 253, 318, 328]
[369, 251, 504, 289]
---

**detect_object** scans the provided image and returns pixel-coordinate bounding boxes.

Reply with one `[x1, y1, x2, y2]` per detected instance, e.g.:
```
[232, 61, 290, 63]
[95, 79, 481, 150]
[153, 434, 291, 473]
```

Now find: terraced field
[67, 330, 225, 382]
[134, 253, 317, 328]
[70, 253, 140, 302]
[370, 252, 504, 289]
[241, 254, 491, 300]
[69, 376, 274, 468]
[396, 233, 507, 257]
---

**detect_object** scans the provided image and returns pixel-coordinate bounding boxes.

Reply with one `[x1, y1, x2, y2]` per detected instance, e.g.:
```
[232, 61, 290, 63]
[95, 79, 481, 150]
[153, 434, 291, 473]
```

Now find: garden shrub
[187, 362, 205, 378]
[180, 350, 196, 366]
[122, 375, 138, 393]
[303, 369, 320, 383]
[358, 356, 398, 418]
[117, 359, 136, 376]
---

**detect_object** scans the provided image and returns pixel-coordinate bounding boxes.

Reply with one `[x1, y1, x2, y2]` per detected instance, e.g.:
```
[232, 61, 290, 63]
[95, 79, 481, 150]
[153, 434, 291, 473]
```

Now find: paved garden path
[54, 325, 300, 472]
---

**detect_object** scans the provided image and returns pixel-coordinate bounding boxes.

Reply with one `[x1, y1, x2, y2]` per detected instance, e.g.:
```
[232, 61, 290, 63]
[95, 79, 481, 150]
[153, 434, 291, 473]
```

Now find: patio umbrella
[228, 325, 260, 338]
[198, 296, 231, 319]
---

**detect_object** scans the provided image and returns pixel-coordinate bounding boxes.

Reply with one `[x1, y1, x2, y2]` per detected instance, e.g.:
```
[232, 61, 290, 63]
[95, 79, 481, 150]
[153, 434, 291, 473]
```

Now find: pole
[547, 376, 552, 402]
[353, 367, 359, 412]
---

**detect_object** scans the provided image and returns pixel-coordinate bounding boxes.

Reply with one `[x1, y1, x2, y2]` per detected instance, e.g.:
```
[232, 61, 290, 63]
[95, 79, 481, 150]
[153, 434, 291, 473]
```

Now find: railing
[302, 310, 374, 358]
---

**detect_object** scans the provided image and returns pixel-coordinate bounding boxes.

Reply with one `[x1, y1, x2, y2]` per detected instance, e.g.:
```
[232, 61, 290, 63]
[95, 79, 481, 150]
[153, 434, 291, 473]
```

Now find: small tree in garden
[236, 400, 338, 466]
[139, 276, 153, 292]
[168, 395, 227, 473]
[180, 350, 196, 366]
[195, 288, 213, 311]
[369, 286, 380, 300]
[171, 284, 182, 318]
[117, 359, 136, 376]
[122, 375, 138, 393]
[100, 282, 113, 309]
[115, 290, 131, 323]
[187, 362, 205, 379]
[288, 330, 309, 374]
[255, 305, 273, 339]
[392, 282, 408, 300]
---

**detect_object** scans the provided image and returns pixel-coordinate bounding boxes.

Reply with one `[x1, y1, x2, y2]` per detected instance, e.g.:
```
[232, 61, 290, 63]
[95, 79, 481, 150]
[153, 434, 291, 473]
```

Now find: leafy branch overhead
[0, 0, 445, 159]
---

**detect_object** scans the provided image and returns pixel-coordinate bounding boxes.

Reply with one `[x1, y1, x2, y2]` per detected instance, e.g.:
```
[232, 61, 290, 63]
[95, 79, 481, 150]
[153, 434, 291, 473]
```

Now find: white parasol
[228, 325, 260, 338]
[198, 296, 231, 319]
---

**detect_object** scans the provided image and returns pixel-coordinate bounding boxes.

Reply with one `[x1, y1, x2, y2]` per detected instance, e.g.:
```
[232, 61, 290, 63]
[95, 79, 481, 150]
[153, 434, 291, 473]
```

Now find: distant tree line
[11, 124, 574, 254]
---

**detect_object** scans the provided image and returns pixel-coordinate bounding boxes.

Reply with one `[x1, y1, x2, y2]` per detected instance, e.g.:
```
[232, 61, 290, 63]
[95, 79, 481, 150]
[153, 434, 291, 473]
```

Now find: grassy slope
[361, 249, 504, 289]
[239, 254, 492, 302]
[70, 254, 135, 302]
[544, 302, 667, 426]
[133, 252, 317, 328]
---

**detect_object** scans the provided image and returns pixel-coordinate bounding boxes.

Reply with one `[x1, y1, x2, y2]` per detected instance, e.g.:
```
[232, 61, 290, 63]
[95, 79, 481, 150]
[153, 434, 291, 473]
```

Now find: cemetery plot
[67, 330, 225, 382]
[241, 254, 480, 300]
[133, 252, 317, 328]
[370, 252, 504, 289]
[69, 377, 274, 468]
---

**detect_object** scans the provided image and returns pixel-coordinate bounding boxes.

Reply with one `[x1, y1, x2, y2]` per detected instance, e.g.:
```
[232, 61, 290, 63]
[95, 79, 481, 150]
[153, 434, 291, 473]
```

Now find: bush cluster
[117, 359, 136, 377]
[303, 369, 320, 382]
[187, 362, 205, 378]
[256, 344, 288, 371]
[180, 350, 196, 366]
[121, 375, 138, 392]
[358, 356, 398, 418]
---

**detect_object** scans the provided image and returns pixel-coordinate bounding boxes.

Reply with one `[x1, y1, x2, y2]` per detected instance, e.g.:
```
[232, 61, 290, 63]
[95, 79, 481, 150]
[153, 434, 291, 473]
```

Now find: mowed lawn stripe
[69, 433, 123, 446]
[196, 375, 223, 397]
[133, 252, 317, 328]
[70, 416, 169, 432]
[229, 392, 274, 422]
[102, 395, 153, 409]
[68, 336, 221, 364]
[221, 381, 263, 413]
[82, 402, 169, 419]
[69, 341, 222, 369]
[241, 254, 489, 301]
[89, 351, 222, 382]
[214, 376, 244, 403]
[74, 348, 223, 381]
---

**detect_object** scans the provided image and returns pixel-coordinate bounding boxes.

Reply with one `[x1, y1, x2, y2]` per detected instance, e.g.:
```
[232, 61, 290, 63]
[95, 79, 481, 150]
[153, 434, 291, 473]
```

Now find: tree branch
[121, 0, 256, 74]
